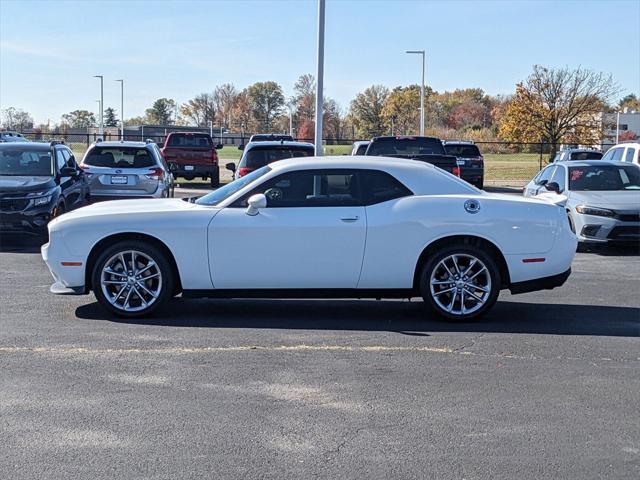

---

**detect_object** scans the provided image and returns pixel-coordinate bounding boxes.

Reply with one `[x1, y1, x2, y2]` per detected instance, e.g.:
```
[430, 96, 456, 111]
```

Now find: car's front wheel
[91, 240, 174, 317]
[420, 245, 500, 321]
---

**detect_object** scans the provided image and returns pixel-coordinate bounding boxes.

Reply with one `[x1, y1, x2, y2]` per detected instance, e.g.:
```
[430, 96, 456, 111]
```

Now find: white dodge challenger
[42, 156, 577, 321]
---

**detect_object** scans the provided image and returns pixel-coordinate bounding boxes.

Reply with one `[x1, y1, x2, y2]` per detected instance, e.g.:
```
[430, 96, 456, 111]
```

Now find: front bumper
[41, 240, 88, 295]
[574, 213, 640, 243]
[509, 268, 571, 294]
[0, 204, 54, 235]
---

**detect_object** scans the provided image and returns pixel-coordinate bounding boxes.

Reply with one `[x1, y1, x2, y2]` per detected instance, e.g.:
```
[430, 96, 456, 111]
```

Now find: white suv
[602, 142, 640, 166]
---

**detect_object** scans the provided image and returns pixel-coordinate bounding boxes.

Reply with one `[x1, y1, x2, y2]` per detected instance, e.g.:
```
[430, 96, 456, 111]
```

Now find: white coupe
[42, 156, 577, 321]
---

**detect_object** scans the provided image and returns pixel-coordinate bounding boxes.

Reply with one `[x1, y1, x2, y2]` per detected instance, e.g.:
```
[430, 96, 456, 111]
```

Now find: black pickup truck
[364, 136, 460, 176]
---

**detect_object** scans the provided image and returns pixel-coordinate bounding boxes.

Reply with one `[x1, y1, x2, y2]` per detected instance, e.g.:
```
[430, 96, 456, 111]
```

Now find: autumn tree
[61, 110, 96, 128]
[213, 83, 239, 127]
[381, 85, 420, 135]
[246, 81, 285, 132]
[1, 107, 34, 131]
[180, 93, 216, 127]
[104, 107, 118, 127]
[618, 94, 640, 112]
[292, 74, 316, 125]
[232, 90, 254, 135]
[145, 98, 177, 125]
[349, 85, 389, 138]
[499, 65, 618, 156]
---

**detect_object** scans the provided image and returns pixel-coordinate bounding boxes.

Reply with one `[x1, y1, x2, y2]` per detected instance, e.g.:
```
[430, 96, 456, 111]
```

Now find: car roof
[0, 141, 49, 150]
[371, 135, 441, 141]
[352, 141, 370, 146]
[91, 141, 151, 148]
[443, 140, 475, 145]
[553, 160, 631, 167]
[269, 155, 435, 172]
[245, 140, 314, 149]
[610, 142, 640, 148]
[559, 147, 600, 152]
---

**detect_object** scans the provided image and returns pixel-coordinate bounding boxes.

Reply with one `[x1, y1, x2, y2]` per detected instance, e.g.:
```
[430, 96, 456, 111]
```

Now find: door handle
[340, 216, 359, 222]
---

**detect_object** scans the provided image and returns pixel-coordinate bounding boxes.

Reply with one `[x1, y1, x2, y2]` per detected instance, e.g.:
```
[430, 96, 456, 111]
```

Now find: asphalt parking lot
[0, 189, 638, 480]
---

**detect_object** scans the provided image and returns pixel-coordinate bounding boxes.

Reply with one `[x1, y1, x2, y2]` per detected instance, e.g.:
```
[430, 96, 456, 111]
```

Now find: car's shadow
[75, 298, 640, 337]
[0, 234, 44, 254]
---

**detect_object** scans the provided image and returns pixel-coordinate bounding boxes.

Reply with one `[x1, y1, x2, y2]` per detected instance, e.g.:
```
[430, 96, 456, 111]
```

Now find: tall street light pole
[115, 79, 124, 140]
[406, 50, 425, 136]
[314, 0, 325, 156]
[94, 75, 104, 136]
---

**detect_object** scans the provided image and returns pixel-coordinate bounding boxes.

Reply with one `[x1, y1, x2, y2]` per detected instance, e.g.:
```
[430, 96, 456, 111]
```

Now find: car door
[59, 148, 84, 209]
[208, 169, 367, 289]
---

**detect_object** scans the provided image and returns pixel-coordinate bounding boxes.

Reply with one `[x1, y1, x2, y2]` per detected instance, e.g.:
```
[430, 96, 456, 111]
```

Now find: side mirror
[215, 144, 223, 150]
[60, 166, 78, 176]
[545, 181, 561, 194]
[537, 178, 549, 186]
[246, 193, 267, 216]
[225, 162, 236, 173]
[168, 162, 179, 172]
[238, 144, 245, 151]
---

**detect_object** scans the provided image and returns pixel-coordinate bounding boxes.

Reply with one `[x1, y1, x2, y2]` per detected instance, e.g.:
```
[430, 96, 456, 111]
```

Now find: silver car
[523, 160, 640, 245]
[80, 141, 174, 200]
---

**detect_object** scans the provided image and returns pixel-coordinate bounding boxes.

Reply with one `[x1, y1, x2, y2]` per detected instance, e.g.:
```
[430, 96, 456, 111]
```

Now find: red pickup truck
[160, 132, 223, 187]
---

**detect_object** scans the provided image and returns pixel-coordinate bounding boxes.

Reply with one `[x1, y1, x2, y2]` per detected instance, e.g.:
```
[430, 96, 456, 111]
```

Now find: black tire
[91, 240, 174, 318]
[475, 179, 484, 190]
[210, 168, 220, 188]
[419, 244, 501, 322]
[53, 202, 65, 218]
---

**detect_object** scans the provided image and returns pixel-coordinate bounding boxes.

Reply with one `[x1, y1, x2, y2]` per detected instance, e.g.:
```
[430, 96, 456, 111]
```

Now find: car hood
[569, 190, 640, 210]
[0, 175, 55, 194]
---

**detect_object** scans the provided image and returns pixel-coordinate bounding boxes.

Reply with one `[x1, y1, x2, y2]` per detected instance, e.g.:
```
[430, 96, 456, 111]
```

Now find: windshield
[569, 165, 640, 191]
[196, 166, 271, 206]
[0, 146, 53, 176]
[367, 137, 445, 156]
[569, 151, 602, 160]
[84, 147, 156, 168]
[244, 146, 314, 169]
[444, 144, 481, 158]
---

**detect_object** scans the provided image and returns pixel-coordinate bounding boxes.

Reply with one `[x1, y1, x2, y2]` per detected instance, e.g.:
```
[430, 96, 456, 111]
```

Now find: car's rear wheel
[210, 168, 220, 188]
[91, 241, 174, 317]
[420, 245, 500, 321]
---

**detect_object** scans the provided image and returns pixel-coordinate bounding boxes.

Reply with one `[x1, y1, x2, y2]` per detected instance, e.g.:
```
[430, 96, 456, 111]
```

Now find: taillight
[452, 166, 461, 177]
[145, 167, 165, 181]
[211, 150, 218, 163]
[238, 167, 253, 177]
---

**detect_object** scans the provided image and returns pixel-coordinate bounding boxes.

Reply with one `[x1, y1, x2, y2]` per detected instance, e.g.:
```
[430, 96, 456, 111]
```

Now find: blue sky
[1, 0, 639, 125]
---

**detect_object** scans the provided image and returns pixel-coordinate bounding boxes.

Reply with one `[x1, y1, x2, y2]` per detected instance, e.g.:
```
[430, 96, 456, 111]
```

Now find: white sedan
[42, 156, 577, 321]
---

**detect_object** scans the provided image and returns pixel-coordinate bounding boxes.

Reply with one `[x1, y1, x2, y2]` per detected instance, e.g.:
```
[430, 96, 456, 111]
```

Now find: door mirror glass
[238, 144, 245, 151]
[545, 181, 561, 194]
[60, 166, 77, 176]
[246, 193, 267, 216]
[215, 144, 224, 150]
[168, 162, 179, 172]
[225, 162, 236, 173]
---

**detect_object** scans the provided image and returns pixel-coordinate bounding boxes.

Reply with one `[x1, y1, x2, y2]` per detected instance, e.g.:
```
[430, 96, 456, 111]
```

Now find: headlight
[33, 195, 52, 207]
[575, 205, 615, 217]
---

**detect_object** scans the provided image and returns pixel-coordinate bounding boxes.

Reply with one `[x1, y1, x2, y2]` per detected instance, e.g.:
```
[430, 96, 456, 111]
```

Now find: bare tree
[180, 93, 216, 127]
[2, 107, 34, 131]
[213, 83, 239, 129]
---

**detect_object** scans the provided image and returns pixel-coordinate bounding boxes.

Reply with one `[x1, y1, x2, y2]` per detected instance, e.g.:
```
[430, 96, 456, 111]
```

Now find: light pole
[314, 0, 325, 155]
[615, 110, 621, 144]
[208, 120, 213, 139]
[406, 50, 425, 136]
[93, 75, 104, 136]
[115, 79, 124, 140]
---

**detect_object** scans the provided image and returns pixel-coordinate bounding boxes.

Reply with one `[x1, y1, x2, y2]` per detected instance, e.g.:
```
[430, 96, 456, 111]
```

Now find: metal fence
[14, 132, 605, 183]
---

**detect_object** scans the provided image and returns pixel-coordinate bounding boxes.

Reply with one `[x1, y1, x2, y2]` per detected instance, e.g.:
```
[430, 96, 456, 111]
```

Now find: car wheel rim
[429, 254, 491, 316]
[100, 250, 162, 312]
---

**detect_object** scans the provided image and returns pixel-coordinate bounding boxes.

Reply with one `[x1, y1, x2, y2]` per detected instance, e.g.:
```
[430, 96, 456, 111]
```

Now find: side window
[61, 148, 77, 168]
[550, 166, 566, 191]
[610, 148, 624, 161]
[360, 170, 413, 205]
[55, 148, 66, 171]
[234, 170, 361, 208]
[536, 166, 555, 184]
[624, 147, 636, 163]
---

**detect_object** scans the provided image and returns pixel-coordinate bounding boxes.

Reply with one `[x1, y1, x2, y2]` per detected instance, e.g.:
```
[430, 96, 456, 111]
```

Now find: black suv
[0, 142, 89, 235]
[443, 141, 485, 189]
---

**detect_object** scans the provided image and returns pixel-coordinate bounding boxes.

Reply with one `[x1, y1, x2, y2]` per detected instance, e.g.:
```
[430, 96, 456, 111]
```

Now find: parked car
[0, 141, 89, 236]
[551, 148, 603, 162]
[249, 134, 294, 143]
[351, 141, 370, 155]
[80, 140, 174, 201]
[443, 140, 485, 188]
[601, 142, 639, 166]
[0, 131, 29, 143]
[160, 132, 222, 187]
[43, 156, 576, 321]
[523, 160, 640, 246]
[364, 136, 460, 177]
[227, 141, 315, 179]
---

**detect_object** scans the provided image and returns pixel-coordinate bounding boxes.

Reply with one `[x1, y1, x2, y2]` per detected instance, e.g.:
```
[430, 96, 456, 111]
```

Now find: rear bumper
[509, 268, 571, 294]
[173, 164, 218, 177]
[459, 166, 483, 184]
